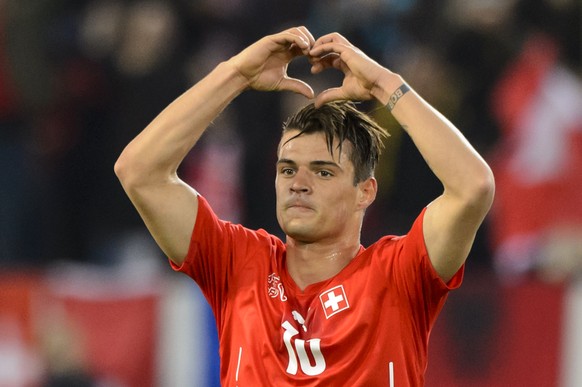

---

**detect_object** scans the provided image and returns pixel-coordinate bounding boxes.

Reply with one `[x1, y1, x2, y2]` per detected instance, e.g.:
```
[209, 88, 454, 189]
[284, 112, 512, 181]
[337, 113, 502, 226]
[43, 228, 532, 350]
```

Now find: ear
[356, 177, 377, 210]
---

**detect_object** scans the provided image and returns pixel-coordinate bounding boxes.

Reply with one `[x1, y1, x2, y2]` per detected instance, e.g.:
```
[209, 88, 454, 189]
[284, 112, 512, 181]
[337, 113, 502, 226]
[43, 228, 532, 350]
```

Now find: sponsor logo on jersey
[319, 285, 349, 319]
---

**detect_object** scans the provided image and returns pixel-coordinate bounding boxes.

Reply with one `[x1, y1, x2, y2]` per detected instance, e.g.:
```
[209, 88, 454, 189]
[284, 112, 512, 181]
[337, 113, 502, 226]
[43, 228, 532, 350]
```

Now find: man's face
[275, 130, 375, 244]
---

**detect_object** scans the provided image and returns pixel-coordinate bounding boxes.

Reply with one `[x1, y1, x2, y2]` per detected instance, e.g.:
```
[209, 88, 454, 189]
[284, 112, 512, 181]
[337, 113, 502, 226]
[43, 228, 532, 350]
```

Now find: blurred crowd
[1, 1, 581, 386]
[1, 0, 581, 281]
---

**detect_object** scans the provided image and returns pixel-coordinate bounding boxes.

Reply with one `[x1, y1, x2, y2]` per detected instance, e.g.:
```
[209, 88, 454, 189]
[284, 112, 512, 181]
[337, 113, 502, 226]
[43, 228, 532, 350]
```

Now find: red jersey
[172, 195, 463, 386]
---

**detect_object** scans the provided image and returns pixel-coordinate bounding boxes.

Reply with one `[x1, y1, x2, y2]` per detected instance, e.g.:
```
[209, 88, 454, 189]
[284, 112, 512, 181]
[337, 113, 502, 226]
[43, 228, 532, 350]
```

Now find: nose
[290, 169, 312, 194]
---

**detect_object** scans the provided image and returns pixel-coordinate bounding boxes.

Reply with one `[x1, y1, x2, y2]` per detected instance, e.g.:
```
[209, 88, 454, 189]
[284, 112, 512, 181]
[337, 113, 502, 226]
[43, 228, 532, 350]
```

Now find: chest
[228, 260, 404, 352]
[222, 263, 412, 385]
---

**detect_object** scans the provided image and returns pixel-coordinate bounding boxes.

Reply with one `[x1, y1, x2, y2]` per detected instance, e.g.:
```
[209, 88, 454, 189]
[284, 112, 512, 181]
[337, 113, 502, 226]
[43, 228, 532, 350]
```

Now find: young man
[115, 27, 494, 386]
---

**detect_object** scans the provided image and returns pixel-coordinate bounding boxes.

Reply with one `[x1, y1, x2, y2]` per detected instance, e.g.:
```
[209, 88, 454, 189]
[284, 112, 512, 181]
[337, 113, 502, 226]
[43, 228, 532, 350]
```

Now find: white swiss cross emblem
[319, 285, 349, 319]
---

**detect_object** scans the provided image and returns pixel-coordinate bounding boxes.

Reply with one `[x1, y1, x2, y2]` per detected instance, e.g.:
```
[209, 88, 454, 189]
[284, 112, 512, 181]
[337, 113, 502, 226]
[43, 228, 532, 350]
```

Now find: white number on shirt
[281, 320, 326, 376]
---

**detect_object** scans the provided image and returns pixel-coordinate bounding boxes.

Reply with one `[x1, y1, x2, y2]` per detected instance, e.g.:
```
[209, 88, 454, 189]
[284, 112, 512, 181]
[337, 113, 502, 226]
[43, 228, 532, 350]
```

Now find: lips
[285, 200, 314, 211]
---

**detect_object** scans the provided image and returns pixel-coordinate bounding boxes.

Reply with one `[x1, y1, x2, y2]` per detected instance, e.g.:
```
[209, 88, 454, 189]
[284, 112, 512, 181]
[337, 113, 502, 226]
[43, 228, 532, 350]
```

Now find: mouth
[286, 201, 314, 212]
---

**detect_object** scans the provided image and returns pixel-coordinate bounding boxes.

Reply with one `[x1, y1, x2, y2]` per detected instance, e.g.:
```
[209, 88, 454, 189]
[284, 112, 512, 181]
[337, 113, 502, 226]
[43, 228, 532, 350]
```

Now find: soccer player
[115, 26, 495, 386]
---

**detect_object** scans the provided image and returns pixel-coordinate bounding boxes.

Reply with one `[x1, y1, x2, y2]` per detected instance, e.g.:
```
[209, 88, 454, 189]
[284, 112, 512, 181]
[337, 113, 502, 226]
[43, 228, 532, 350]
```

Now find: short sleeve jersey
[171, 195, 463, 386]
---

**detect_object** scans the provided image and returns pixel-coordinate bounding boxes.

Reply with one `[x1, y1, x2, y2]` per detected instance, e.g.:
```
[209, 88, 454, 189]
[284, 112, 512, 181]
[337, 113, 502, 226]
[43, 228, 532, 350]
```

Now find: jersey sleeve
[169, 195, 268, 321]
[376, 208, 464, 327]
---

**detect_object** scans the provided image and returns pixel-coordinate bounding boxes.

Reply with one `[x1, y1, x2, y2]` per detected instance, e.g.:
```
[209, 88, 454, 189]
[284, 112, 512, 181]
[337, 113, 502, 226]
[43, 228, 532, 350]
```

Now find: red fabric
[173, 195, 463, 386]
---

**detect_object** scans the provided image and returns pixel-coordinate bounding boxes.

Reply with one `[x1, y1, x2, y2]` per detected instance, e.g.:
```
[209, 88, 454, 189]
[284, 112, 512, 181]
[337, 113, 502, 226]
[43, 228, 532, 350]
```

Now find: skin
[115, 26, 495, 292]
[275, 130, 377, 289]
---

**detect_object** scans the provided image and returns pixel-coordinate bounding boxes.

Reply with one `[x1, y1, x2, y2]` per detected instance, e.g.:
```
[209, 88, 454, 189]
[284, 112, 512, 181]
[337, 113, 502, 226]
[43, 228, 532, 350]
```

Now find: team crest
[267, 273, 287, 302]
[319, 285, 349, 319]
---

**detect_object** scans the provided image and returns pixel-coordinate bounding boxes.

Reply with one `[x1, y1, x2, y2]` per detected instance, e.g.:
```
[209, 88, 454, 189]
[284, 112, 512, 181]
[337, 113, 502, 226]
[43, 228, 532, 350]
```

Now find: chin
[282, 224, 317, 243]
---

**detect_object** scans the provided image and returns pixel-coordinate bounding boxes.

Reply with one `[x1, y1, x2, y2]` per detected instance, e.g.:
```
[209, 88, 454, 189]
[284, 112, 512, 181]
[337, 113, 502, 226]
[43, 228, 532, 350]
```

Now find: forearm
[115, 61, 248, 187]
[372, 72, 494, 204]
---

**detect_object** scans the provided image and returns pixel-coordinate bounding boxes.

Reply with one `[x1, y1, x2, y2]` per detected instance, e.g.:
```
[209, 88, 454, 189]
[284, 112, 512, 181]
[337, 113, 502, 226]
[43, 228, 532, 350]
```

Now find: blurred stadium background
[1, 0, 581, 386]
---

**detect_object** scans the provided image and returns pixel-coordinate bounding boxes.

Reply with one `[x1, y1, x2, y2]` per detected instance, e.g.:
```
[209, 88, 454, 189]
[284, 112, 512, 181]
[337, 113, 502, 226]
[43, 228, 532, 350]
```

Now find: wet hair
[282, 101, 388, 185]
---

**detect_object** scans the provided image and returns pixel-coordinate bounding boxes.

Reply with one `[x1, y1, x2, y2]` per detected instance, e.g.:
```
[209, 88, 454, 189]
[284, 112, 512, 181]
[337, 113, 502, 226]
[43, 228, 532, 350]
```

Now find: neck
[285, 236, 361, 291]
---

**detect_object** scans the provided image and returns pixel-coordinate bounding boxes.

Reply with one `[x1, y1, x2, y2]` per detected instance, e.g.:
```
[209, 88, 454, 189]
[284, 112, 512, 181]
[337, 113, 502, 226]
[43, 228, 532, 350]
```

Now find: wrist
[370, 72, 407, 106]
[216, 60, 252, 92]
[386, 84, 411, 112]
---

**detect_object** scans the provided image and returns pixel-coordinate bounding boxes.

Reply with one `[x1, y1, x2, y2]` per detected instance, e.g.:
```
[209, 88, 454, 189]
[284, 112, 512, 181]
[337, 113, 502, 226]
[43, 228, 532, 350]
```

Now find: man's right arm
[114, 27, 315, 266]
[114, 63, 248, 265]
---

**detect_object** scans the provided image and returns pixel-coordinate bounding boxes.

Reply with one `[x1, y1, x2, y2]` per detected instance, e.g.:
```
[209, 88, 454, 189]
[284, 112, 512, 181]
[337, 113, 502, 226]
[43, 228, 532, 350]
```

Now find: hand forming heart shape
[229, 26, 397, 108]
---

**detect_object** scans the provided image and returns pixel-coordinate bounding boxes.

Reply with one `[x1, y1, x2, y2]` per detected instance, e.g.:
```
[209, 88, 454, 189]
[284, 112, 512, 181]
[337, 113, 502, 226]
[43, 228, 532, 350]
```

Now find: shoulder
[367, 208, 428, 256]
[193, 195, 284, 252]
[358, 209, 431, 288]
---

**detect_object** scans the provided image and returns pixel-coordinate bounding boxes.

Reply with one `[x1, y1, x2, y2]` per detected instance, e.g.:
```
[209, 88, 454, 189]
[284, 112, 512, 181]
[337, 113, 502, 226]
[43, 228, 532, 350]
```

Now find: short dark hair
[282, 101, 388, 185]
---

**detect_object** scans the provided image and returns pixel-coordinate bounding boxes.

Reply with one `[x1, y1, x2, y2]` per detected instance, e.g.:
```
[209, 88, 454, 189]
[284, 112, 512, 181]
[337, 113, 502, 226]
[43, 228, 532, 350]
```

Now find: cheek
[275, 182, 287, 206]
[336, 203, 352, 218]
[324, 192, 354, 218]
[275, 173, 291, 190]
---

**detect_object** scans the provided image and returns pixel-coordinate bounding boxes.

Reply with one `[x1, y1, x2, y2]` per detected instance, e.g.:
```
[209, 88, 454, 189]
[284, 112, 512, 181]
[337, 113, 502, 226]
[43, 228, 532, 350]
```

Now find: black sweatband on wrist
[386, 84, 410, 111]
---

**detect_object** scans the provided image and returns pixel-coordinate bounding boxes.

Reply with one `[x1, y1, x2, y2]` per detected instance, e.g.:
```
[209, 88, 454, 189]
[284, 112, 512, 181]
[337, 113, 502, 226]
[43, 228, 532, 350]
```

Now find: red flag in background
[490, 34, 582, 279]
[37, 267, 160, 387]
[0, 274, 44, 387]
[0, 269, 159, 387]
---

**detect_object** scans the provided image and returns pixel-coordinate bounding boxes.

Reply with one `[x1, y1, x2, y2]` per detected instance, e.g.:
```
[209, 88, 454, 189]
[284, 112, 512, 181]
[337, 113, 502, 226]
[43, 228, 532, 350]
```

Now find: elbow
[469, 165, 496, 212]
[114, 146, 175, 194]
[114, 148, 148, 192]
[113, 153, 127, 182]
[446, 163, 495, 213]
[114, 149, 134, 187]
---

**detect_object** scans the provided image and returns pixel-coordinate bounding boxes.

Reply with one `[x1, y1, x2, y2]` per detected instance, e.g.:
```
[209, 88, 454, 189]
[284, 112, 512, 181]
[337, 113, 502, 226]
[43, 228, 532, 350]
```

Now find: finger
[279, 77, 315, 99]
[270, 31, 311, 53]
[296, 26, 315, 47]
[289, 43, 305, 58]
[310, 41, 351, 59]
[279, 27, 314, 56]
[310, 53, 340, 74]
[313, 32, 351, 47]
[313, 87, 346, 108]
[310, 62, 323, 74]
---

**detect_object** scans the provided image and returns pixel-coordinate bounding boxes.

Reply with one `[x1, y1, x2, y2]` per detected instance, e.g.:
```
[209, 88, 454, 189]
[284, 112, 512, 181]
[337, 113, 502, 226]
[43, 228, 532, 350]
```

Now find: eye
[317, 170, 333, 178]
[280, 167, 296, 176]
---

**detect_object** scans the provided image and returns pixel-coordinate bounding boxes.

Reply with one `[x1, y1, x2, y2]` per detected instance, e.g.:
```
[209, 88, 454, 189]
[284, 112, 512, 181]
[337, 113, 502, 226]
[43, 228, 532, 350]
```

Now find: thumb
[313, 87, 345, 108]
[278, 77, 315, 99]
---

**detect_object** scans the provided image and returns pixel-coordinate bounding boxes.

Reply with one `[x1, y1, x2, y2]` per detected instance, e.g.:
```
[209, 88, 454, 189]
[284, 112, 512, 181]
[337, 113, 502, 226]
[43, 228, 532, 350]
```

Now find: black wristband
[386, 84, 410, 111]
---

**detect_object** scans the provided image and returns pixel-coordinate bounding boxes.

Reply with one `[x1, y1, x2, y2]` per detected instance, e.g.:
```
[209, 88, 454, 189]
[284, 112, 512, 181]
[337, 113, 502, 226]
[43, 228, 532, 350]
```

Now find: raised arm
[309, 33, 495, 282]
[114, 27, 315, 265]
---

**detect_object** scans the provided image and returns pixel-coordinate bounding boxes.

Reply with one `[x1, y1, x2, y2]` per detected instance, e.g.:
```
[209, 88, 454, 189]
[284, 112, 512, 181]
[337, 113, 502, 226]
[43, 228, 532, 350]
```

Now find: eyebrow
[276, 159, 344, 171]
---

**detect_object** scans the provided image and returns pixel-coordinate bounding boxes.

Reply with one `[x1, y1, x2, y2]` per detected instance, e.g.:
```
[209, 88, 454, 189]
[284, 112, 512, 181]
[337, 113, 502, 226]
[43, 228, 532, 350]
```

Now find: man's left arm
[386, 81, 495, 283]
[309, 33, 495, 283]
